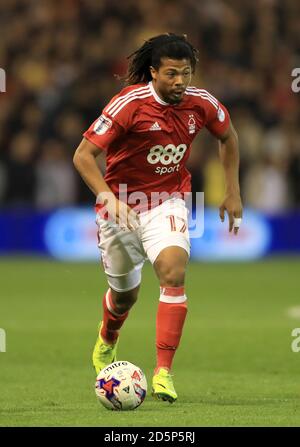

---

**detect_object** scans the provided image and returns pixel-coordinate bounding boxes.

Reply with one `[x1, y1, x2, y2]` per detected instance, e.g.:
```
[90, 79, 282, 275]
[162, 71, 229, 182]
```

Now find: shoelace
[156, 373, 175, 388]
[99, 343, 115, 353]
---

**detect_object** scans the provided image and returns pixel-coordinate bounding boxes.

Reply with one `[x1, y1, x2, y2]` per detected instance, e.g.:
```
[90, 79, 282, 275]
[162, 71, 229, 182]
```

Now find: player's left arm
[218, 120, 243, 235]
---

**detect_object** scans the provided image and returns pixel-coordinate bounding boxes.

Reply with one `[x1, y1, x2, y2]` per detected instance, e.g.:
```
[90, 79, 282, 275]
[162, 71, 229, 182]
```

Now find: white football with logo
[95, 361, 147, 411]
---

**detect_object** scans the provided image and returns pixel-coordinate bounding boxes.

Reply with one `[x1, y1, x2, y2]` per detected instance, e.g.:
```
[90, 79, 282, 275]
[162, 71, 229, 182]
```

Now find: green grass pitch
[0, 257, 300, 427]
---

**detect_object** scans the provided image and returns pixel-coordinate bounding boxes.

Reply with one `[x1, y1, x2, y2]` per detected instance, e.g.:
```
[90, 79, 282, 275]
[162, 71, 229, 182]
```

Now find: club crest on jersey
[188, 114, 196, 134]
[94, 114, 112, 135]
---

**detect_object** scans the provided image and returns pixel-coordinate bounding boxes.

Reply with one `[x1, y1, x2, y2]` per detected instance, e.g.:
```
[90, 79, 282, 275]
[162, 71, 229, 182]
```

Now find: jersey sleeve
[83, 90, 135, 151]
[83, 112, 123, 151]
[202, 91, 230, 138]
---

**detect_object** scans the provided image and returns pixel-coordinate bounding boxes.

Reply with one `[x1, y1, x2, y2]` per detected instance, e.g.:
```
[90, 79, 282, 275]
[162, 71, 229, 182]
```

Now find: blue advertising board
[0, 207, 299, 260]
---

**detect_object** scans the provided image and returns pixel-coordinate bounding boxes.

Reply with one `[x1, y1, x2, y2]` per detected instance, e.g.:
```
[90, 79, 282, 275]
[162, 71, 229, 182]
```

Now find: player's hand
[219, 193, 243, 235]
[97, 192, 140, 231]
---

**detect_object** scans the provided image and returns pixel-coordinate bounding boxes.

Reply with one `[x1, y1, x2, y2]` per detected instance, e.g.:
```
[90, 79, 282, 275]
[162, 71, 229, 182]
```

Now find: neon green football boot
[92, 322, 118, 375]
[152, 368, 178, 403]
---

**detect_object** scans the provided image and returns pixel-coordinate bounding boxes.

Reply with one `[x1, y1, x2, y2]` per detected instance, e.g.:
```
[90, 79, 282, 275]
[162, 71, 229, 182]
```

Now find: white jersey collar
[149, 81, 169, 106]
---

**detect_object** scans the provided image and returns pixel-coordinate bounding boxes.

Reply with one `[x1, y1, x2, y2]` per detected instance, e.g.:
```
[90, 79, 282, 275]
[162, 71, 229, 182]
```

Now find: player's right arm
[74, 87, 145, 230]
[73, 138, 139, 231]
[73, 137, 111, 197]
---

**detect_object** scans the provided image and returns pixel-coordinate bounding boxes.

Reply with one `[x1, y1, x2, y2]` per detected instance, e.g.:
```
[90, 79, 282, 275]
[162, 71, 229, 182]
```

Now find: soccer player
[73, 33, 243, 403]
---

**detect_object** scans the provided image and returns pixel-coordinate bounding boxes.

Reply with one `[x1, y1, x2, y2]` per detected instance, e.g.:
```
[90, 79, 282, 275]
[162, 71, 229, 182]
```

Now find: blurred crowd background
[0, 0, 299, 213]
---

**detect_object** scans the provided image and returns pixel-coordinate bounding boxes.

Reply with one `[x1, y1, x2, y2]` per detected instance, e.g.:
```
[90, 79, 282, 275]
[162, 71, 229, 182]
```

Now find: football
[95, 361, 147, 411]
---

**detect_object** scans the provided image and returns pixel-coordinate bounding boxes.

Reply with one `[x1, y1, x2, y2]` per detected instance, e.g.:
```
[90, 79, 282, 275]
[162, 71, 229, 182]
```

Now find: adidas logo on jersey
[149, 122, 161, 131]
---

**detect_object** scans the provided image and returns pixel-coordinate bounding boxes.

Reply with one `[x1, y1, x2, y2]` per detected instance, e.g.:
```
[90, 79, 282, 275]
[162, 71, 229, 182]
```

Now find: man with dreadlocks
[73, 33, 243, 403]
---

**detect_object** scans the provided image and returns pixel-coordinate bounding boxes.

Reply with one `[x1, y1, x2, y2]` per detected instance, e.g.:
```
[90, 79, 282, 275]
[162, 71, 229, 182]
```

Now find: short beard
[167, 96, 182, 105]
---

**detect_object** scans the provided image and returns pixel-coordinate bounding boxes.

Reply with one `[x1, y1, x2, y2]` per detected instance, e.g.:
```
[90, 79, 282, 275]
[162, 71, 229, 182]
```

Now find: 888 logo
[147, 144, 187, 175]
[147, 144, 187, 165]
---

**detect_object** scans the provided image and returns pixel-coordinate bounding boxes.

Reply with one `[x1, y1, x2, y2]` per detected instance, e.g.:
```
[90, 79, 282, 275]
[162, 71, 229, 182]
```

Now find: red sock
[100, 289, 129, 344]
[155, 286, 188, 373]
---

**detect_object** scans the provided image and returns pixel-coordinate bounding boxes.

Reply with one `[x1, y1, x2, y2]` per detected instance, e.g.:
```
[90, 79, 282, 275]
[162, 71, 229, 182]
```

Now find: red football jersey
[83, 81, 230, 212]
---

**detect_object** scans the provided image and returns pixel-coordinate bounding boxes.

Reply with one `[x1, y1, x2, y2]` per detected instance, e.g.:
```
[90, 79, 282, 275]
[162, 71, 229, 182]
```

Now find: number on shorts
[167, 215, 187, 233]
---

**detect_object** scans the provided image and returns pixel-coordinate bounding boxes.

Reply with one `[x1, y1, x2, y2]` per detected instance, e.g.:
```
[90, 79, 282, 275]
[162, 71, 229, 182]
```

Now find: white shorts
[96, 198, 190, 291]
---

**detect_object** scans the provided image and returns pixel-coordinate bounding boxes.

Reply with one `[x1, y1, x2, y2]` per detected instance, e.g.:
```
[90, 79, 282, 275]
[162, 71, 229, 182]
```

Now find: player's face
[150, 58, 192, 104]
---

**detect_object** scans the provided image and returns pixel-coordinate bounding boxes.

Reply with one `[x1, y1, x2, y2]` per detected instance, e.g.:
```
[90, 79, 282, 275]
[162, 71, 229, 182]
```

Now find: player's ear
[150, 66, 157, 80]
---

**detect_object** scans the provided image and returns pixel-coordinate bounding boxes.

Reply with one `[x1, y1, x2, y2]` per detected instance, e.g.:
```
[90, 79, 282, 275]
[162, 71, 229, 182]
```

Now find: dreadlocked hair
[124, 33, 198, 86]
